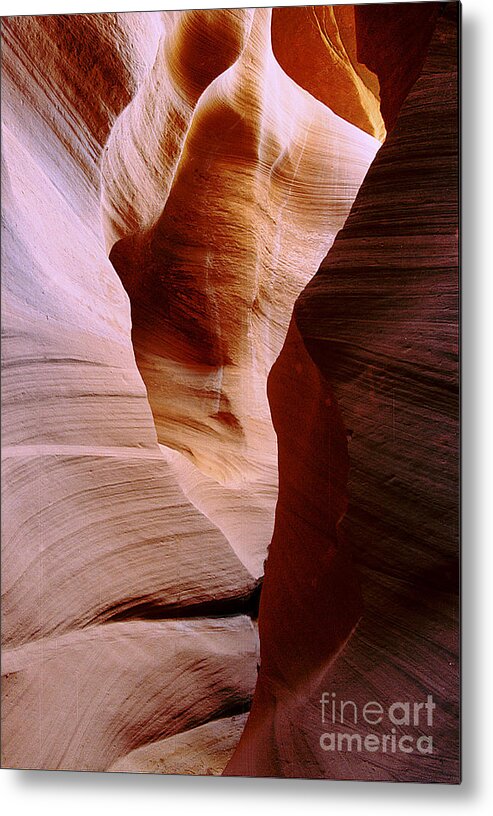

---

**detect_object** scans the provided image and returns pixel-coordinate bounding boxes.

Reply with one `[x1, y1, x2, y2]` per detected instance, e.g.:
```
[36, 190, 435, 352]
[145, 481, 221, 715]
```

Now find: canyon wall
[1, 3, 459, 781]
[226, 1, 459, 781]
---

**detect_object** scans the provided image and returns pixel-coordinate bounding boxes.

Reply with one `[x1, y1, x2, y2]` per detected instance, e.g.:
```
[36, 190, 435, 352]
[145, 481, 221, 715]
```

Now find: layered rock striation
[1, 4, 458, 780]
[226, 1, 459, 782]
[103, 7, 380, 575]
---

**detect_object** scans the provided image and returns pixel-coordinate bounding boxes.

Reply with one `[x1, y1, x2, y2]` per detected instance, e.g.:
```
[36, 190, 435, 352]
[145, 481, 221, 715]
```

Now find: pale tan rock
[1, 445, 257, 646]
[1, 7, 381, 773]
[109, 714, 248, 775]
[103, 7, 380, 574]
[1, 618, 258, 771]
[101, 8, 256, 248]
[161, 444, 276, 581]
[1, 11, 260, 771]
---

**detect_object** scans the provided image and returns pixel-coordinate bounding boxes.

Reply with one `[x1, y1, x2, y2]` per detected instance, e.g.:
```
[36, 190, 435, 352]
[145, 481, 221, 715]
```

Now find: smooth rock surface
[226, 3, 459, 782]
[2, 618, 257, 771]
[1, 5, 458, 780]
[2, 11, 261, 773]
[109, 713, 249, 775]
[104, 7, 379, 576]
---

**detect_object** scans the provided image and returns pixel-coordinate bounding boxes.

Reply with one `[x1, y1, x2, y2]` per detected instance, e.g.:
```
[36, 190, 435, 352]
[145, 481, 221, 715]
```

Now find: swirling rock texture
[1, 3, 459, 781]
[227, 1, 460, 782]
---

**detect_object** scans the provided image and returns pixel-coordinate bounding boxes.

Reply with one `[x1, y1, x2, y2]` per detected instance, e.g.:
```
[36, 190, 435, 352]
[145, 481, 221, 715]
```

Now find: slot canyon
[1, 2, 459, 781]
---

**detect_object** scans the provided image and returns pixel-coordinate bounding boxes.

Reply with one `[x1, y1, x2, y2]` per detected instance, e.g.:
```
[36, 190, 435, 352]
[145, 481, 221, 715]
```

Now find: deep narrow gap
[100, 578, 263, 625]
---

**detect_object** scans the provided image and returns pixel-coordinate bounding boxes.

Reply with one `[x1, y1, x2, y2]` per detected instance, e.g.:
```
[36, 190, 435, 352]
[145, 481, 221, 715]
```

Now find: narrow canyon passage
[104, 6, 380, 578]
[226, 1, 459, 781]
[1, 3, 458, 781]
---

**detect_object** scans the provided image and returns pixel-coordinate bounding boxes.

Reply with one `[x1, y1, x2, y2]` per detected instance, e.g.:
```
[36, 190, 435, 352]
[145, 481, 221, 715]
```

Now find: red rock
[226, 3, 459, 781]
